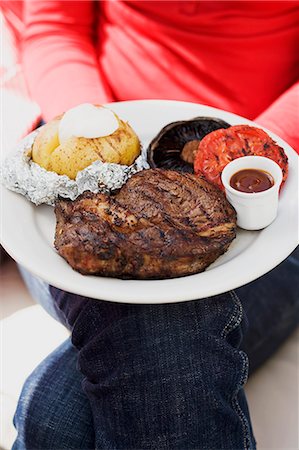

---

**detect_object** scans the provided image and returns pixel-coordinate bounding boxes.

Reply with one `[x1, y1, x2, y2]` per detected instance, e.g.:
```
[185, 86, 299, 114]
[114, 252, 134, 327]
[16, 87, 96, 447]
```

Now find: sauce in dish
[230, 169, 274, 193]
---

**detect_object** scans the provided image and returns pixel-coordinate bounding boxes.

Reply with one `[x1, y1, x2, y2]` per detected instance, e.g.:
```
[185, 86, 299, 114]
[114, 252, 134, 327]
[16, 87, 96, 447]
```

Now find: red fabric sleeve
[255, 82, 299, 154]
[22, 0, 113, 121]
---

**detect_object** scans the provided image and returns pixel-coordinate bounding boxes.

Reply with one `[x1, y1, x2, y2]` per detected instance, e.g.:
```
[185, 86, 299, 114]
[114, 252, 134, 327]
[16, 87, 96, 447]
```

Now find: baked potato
[31, 109, 141, 180]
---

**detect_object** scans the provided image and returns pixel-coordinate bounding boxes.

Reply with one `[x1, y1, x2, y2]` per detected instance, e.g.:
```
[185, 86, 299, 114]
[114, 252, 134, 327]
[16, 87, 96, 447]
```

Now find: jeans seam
[223, 290, 252, 450]
[221, 291, 243, 340]
[232, 350, 251, 450]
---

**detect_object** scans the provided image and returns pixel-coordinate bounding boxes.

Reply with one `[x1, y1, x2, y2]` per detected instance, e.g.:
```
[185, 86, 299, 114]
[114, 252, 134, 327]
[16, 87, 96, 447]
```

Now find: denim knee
[13, 339, 94, 450]
[72, 292, 255, 449]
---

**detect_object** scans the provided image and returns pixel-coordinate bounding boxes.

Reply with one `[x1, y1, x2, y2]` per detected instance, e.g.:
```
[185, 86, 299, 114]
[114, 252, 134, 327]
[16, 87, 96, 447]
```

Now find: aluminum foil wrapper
[1, 129, 149, 206]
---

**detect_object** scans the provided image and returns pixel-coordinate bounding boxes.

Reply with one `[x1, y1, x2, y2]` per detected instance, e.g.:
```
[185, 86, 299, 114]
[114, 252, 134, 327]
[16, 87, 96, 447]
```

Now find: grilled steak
[54, 169, 237, 279]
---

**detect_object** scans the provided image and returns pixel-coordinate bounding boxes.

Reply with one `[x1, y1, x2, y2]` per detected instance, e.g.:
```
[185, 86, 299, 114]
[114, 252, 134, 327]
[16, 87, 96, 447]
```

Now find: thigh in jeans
[14, 292, 255, 450]
[13, 339, 94, 450]
[238, 246, 299, 373]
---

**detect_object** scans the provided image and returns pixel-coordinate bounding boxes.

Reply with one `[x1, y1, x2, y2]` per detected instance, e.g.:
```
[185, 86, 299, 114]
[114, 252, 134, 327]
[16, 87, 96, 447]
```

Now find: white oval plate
[1, 100, 298, 303]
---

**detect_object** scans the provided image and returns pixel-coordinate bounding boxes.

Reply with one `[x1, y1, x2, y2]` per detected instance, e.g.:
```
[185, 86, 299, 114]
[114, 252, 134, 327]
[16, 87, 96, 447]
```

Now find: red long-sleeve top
[20, 1, 299, 152]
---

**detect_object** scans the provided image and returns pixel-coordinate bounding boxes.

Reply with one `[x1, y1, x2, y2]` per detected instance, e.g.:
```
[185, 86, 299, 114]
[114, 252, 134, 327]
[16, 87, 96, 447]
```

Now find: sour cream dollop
[58, 103, 119, 144]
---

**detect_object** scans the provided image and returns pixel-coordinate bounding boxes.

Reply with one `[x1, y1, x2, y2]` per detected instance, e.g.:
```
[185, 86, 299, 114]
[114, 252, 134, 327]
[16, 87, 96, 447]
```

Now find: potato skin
[31, 114, 141, 179]
[48, 138, 101, 180]
[31, 118, 60, 170]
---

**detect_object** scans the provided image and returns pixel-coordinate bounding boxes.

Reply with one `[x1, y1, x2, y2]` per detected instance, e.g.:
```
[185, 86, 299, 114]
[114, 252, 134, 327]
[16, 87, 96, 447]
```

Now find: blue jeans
[13, 247, 299, 449]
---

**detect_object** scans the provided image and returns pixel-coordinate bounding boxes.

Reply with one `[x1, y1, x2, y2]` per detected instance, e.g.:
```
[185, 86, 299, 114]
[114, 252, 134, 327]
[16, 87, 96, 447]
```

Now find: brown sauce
[230, 169, 274, 193]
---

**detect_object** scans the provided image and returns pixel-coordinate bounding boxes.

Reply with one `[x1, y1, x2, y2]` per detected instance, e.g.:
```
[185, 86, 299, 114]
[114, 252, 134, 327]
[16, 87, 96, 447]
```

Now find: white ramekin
[221, 156, 283, 230]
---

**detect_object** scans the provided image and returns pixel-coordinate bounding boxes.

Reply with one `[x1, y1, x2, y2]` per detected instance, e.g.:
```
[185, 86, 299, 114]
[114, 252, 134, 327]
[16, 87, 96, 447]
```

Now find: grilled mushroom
[147, 117, 230, 172]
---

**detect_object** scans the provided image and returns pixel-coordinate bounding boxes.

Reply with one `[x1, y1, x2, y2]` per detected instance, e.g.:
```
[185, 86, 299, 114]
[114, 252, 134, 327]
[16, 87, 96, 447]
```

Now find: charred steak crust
[54, 169, 237, 279]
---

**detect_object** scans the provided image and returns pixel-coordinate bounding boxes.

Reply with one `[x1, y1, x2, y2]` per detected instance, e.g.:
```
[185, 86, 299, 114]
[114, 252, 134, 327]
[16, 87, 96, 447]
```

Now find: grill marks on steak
[55, 169, 237, 279]
[117, 170, 235, 235]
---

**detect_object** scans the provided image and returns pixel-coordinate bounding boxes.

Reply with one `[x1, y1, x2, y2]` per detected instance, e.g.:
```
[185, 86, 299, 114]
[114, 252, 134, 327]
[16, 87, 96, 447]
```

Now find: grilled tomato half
[194, 125, 288, 190]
